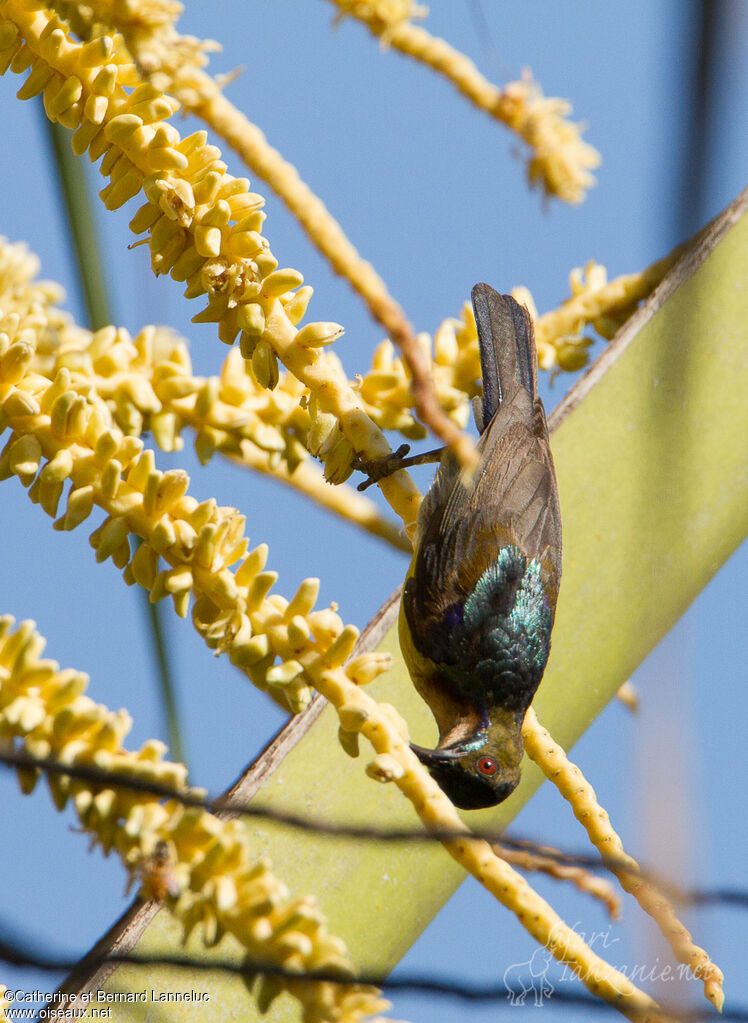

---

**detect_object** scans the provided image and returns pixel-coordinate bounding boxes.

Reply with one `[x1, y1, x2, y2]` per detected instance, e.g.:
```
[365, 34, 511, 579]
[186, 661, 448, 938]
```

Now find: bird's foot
[353, 444, 445, 491]
[353, 444, 411, 491]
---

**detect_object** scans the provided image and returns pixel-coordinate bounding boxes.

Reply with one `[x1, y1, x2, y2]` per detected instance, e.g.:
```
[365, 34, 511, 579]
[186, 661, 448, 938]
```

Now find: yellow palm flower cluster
[529, 250, 682, 369]
[27, 0, 424, 454]
[0, 1, 425, 524]
[0, 238, 390, 714]
[522, 707, 725, 1011]
[0, 1, 303, 369]
[0, 234, 404, 548]
[326, 1, 599, 204]
[330, 0, 427, 39]
[50, 0, 218, 100]
[492, 840, 622, 920]
[310, 650, 662, 1018]
[30, 303, 311, 472]
[494, 77, 600, 205]
[357, 253, 681, 439]
[358, 311, 480, 439]
[38, 0, 464, 471]
[0, 616, 389, 1023]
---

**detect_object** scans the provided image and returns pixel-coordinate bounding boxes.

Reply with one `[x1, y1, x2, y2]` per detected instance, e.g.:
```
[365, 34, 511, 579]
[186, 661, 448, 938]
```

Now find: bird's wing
[405, 288, 561, 665]
[405, 408, 561, 664]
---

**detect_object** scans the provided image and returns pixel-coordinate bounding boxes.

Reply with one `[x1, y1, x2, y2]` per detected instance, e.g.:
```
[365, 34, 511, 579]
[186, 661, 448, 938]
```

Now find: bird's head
[410, 724, 524, 810]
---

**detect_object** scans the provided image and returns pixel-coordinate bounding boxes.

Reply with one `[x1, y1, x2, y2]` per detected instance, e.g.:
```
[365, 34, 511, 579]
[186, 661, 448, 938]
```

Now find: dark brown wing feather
[406, 287, 561, 661]
[473, 282, 536, 425]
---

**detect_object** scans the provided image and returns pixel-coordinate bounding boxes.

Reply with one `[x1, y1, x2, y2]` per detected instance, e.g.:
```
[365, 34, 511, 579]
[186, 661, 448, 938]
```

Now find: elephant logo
[503, 947, 555, 1006]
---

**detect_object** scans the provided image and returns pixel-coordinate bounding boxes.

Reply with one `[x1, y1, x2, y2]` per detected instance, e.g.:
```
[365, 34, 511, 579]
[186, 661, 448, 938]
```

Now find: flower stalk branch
[0, 1, 426, 516]
[523, 707, 724, 1012]
[327, 1, 600, 204]
[0, 616, 389, 1023]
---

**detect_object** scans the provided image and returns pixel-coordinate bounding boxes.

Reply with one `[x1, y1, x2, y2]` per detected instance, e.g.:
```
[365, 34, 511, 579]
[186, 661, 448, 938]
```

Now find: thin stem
[142, 591, 184, 764]
[40, 108, 186, 767]
[42, 113, 110, 331]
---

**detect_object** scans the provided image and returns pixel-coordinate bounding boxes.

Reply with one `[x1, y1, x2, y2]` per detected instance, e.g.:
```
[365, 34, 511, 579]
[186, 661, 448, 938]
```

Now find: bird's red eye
[478, 756, 497, 776]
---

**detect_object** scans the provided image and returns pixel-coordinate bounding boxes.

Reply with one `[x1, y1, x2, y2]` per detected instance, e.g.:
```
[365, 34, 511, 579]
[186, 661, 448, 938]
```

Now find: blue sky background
[0, 2, 746, 1020]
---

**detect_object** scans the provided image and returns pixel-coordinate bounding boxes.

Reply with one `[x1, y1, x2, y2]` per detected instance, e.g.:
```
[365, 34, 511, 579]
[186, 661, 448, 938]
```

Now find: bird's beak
[409, 742, 466, 765]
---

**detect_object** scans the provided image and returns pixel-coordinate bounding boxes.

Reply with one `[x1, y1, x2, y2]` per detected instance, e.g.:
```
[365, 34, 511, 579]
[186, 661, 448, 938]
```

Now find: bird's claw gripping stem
[353, 444, 445, 491]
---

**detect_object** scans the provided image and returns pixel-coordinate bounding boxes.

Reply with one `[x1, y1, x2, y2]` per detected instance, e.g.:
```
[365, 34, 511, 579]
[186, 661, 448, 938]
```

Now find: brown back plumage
[406, 285, 562, 663]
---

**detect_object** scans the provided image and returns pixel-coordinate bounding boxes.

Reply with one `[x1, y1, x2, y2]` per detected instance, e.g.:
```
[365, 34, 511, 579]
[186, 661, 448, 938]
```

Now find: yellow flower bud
[163, 566, 193, 594]
[171, 589, 191, 618]
[233, 633, 270, 668]
[338, 703, 370, 732]
[194, 224, 223, 258]
[366, 753, 405, 783]
[229, 193, 266, 220]
[151, 411, 182, 452]
[234, 543, 269, 587]
[56, 485, 94, 531]
[536, 340, 557, 371]
[229, 229, 266, 259]
[71, 118, 102, 155]
[0, 21, 20, 51]
[0, 340, 34, 384]
[323, 434, 354, 485]
[194, 427, 217, 464]
[254, 252, 279, 277]
[262, 268, 304, 298]
[37, 478, 64, 518]
[307, 412, 337, 458]
[131, 543, 160, 589]
[79, 35, 116, 68]
[295, 321, 344, 349]
[91, 515, 130, 562]
[48, 75, 83, 119]
[283, 285, 313, 326]
[39, 449, 74, 484]
[126, 447, 156, 492]
[218, 308, 241, 346]
[320, 624, 358, 668]
[236, 302, 265, 336]
[251, 339, 279, 390]
[346, 651, 392, 685]
[17, 60, 54, 101]
[9, 434, 42, 485]
[556, 339, 591, 372]
[266, 660, 304, 686]
[2, 388, 40, 417]
[307, 607, 343, 645]
[285, 615, 311, 651]
[200, 567, 237, 607]
[338, 727, 360, 758]
[285, 578, 320, 619]
[100, 169, 144, 210]
[246, 570, 278, 612]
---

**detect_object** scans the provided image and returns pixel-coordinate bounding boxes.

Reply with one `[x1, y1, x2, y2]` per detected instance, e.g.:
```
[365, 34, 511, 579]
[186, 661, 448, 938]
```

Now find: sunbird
[399, 283, 562, 809]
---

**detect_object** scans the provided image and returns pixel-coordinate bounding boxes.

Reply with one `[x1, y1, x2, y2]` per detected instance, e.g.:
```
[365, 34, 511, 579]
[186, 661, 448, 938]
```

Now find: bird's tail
[471, 283, 537, 428]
